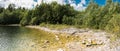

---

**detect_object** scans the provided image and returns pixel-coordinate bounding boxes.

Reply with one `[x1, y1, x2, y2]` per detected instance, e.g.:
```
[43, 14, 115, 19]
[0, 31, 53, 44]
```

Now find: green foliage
[30, 17, 38, 25]
[105, 14, 120, 33]
[7, 4, 15, 12]
[75, 0, 120, 38]
[0, 10, 20, 24]
[62, 15, 75, 25]
[0, 7, 4, 13]
[20, 2, 76, 25]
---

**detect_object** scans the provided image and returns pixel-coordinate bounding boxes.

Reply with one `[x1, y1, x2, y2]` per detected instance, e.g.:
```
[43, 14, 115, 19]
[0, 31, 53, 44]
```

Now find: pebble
[57, 48, 64, 51]
[66, 35, 70, 38]
[55, 35, 59, 38]
[82, 40, 86, 44]
[44, 40, 50, 43]
[41, 45, 47, 48]
[56, 37, 60, 41]
[31, 45, 34, 47]
[86, 42, 91, 47]
[75, 35, 79, 38]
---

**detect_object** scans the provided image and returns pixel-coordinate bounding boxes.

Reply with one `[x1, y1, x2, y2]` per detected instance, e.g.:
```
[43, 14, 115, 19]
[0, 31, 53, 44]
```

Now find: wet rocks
[44, 40, 50, 44]
[27, 26, 120, 51]
[81, 39, 104, 47]
[57, 48, 64, 51]
[86, 43, 92, 47]
[41, 45, 47, 48]
[55, 35, 60, 41]
[82, 40, 86, 44]
[66, 35, 70, 38]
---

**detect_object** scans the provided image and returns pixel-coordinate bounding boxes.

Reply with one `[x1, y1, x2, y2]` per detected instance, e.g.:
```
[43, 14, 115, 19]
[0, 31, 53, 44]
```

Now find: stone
[41, 45, 47, 48]
[57, 48, 64, 51]
[56, 37, 60, 41]
[82, 40, 86, 44]
[91, 40, 97, 45]
[66, 35, 70, 38]
[31, 45, 34, 47]
[96, 40, 103, 45]
[44, 40, 50, 43]
[75, 35, 79, 38]
[87, 39, 92, 43]
[86, 42, 91, 47]
[55, 35, 59, 38]
[71, 31, 77, 35]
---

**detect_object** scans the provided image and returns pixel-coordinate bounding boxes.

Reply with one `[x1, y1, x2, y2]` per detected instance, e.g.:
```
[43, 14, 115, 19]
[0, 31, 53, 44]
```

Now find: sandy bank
[26, 26, 120, 51]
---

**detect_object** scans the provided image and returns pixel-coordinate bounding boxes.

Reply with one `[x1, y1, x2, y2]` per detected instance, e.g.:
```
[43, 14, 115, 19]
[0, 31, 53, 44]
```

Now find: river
[0, 26, 56, 51]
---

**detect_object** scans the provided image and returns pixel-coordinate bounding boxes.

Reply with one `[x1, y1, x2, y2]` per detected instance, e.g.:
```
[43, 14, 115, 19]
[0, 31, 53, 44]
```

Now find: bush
[105, 14, 120, 34]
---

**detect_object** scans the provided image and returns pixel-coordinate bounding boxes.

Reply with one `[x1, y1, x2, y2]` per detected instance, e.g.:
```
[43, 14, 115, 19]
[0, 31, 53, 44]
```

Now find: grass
[39, 23, 75, 30]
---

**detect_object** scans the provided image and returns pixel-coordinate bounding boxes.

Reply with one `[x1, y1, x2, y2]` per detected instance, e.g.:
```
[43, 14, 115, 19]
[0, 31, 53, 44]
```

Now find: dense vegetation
[0, 0, 120, 37]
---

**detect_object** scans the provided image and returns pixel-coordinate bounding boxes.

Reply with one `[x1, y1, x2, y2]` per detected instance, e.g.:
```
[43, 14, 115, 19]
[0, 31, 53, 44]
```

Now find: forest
[0, 0, 120, 37]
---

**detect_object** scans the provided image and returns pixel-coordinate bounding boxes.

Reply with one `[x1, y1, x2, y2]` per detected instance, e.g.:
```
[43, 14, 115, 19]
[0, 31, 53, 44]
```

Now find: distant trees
[0, 4, 25, 24]
[20, 2, 77, 25]
[7, 4, 15, 12]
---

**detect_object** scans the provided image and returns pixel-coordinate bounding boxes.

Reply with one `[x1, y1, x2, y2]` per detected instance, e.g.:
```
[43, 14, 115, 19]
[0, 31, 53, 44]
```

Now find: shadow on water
[0, 26, 58, 51]
[0, 26, 36, 51]
[0, 26, 21, 38]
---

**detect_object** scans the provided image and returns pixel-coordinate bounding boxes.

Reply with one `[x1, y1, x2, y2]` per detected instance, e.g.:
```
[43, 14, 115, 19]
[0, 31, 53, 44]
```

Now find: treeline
[20, 2, 78, 25]
[0, 2, 77, 25]
[0, 4, 26, 24]
[0, 0, 120, 37]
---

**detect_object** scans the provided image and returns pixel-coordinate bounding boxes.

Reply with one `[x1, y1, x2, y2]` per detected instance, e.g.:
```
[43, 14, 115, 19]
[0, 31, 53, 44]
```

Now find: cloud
[37, 0, 87, 11]
[37, 0, 66, 5]
[68, 0, 86, 11]
[0, 0, 36, 9]
[0, 0, 87, 11]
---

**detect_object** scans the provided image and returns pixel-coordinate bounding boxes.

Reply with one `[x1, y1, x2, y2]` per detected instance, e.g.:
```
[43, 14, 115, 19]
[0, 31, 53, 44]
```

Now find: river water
[0, 26, 55, 51]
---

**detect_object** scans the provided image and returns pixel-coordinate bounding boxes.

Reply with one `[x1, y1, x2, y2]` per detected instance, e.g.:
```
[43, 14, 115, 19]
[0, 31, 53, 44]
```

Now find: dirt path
[26, 26, 120, 51]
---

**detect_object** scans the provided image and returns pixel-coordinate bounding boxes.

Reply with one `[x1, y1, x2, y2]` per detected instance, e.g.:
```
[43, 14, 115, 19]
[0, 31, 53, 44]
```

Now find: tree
[0, 7, 4, 13]
[7, 4, 15, 12]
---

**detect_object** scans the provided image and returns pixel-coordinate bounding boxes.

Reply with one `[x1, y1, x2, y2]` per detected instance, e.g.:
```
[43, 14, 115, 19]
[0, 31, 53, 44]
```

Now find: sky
[0, 0, 120, 11]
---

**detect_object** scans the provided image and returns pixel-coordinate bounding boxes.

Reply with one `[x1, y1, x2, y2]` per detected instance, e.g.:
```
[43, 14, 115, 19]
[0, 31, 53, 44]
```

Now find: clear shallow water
[0, 26, 48, 51]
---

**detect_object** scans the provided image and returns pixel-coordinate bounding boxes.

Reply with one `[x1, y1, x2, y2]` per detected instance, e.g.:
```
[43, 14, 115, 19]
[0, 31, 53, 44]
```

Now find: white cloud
[68, 0, 86, 11]
[0, 0, 87, 11]
[0, 0, 36, 9]
[37, 0, 66, 5]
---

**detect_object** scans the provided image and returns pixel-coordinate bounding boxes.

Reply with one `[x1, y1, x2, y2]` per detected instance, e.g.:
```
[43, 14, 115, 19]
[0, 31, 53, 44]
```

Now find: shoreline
[0, 25, 120, 51]
[26, 25, 91, 35]
[0, 24, 21, 26]
[26, 25, 120, 51]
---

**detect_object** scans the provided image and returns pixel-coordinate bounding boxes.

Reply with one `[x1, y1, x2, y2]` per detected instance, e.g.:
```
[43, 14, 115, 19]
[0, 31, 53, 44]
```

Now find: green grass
[39, 23, 75, 30]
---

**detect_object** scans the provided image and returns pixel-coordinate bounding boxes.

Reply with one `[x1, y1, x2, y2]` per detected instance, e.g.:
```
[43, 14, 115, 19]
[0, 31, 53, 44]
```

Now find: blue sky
[75, 0, 120, 6]
[94, 0, 106, 5]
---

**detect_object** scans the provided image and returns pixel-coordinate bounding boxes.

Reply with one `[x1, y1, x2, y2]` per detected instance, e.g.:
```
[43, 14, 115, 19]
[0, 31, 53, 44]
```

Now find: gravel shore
[26, 26, 120, 51]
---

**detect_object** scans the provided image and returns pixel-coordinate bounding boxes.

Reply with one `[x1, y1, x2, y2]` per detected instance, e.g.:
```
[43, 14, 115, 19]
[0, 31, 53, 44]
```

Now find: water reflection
[0, 26, 36, 51]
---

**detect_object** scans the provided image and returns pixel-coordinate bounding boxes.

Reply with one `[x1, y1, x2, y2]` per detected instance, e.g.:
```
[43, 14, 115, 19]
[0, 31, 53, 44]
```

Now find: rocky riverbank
[26, 26, 120, 51]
